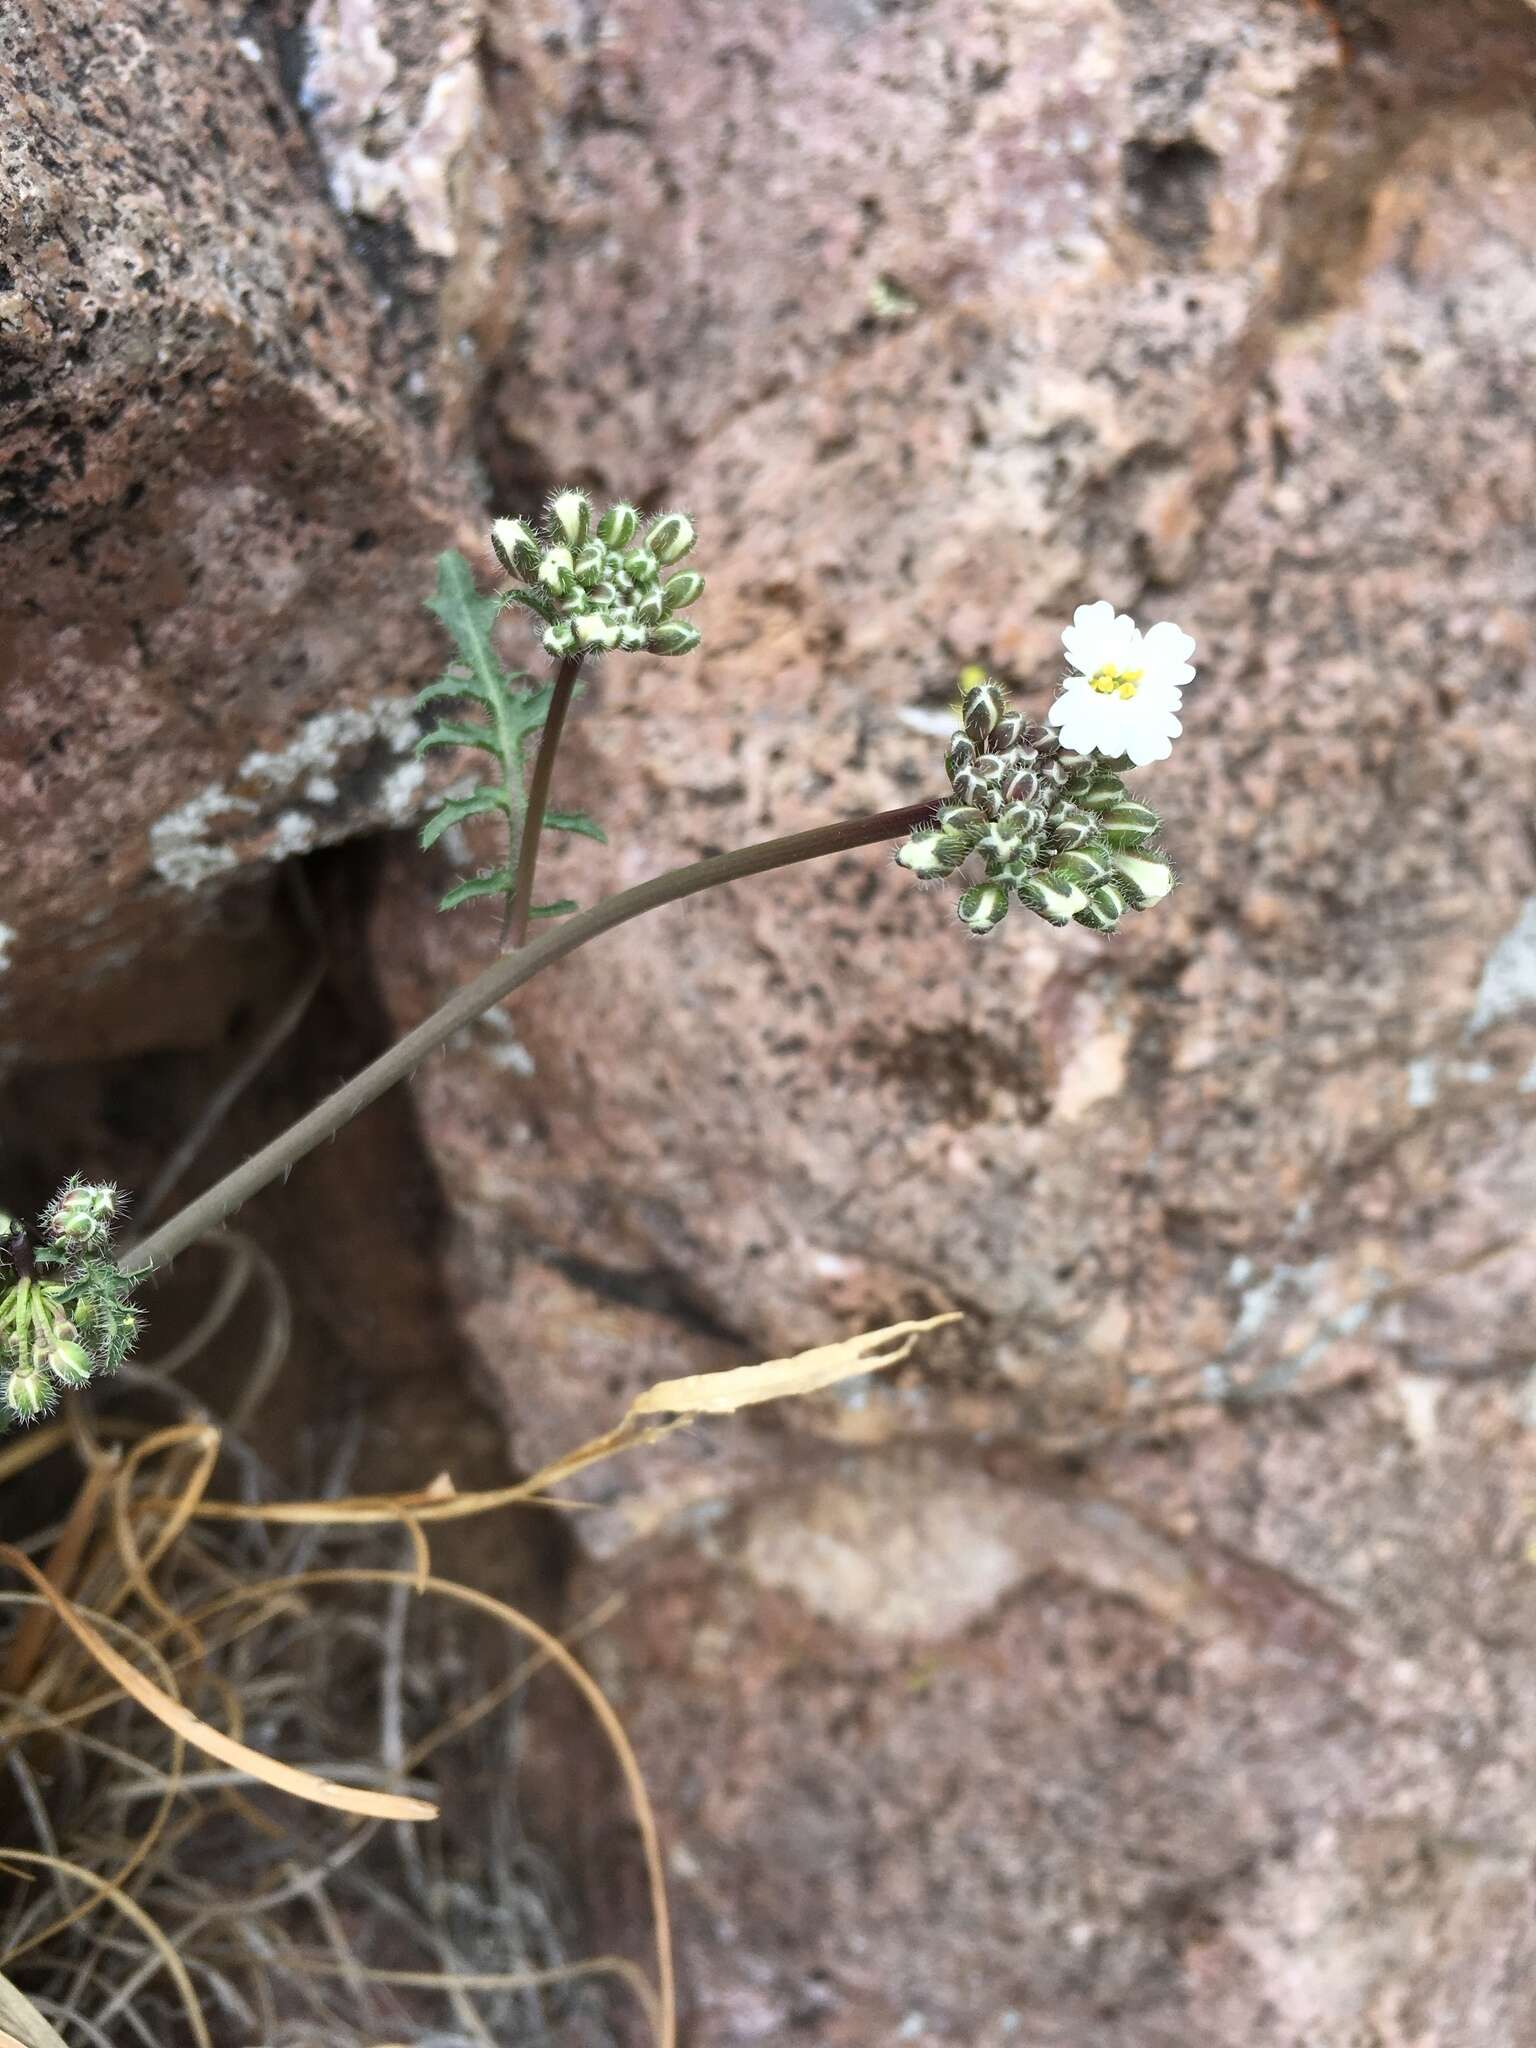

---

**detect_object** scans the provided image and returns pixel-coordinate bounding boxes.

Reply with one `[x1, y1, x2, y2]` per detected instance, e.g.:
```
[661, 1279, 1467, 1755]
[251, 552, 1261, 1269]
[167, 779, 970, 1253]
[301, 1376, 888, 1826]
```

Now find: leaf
[626, 1314, 961, 1419]
[416, 721, 499, 757]
[416, 672, 491, 711]
[545, 808, 607, 844]
[424, 549, 505, 705]
[0, 1543, 437, 1822]
[529, 899, 579, 920]
[418, 788, 507, 850]
[438, 869, 516, 912]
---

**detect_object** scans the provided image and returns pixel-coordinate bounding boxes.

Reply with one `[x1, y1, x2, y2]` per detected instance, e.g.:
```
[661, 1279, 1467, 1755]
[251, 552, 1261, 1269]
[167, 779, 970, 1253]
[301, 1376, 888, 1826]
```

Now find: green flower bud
[1077, 774, 1129, 813]
[5, 1363, 52, 1423]
[546, 489, 592, 550]
[538, 546, 576, 594]
[1003, 766, 1040, 805]
[647, 513, 696, 566]
[896, 827, 969, 880]
[622, 549, 660, 586]
[1099, 801, 1160, 848]
[618, 618, 650, 651]
[574, 610, 620, 649]
[542, 620, 577, 657]
[1016, 873, 1088, 926]
[957, 882, 1011, 937]
[991, 711, 1028, 752]
[1053, 843, 1114, 890]
[1047, 805, 1097, 852]
[635, 591, 666, 627]
[46, 1338, 93, 1387]
[490, 517, 540, 576]
[976, 824, 1023, 870]
[598, 502, 640, 547]
[944, 735, 976, 780]
[961, 679, 1006, 744]
[650, 620, 701, 657]
[661, 570, 705, 614]
[1075, 881, 1128, 932]
[935, 802, 985, 842]
[574, 541, 608, 584]
[1109, 850, 1174, 907]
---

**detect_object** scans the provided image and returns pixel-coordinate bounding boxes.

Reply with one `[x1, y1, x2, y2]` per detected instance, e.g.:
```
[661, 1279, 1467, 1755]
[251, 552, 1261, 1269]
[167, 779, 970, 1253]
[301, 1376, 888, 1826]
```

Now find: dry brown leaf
[174, 1313, 961, 1529]
[627, 1313, 960, 1418]
[0, 1547, 436, 1824]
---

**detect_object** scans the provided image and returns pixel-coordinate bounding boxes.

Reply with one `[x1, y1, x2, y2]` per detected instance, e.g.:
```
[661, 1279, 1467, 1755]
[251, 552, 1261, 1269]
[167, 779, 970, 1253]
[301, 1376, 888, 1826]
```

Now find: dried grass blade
[0, 1549, 436, 1824]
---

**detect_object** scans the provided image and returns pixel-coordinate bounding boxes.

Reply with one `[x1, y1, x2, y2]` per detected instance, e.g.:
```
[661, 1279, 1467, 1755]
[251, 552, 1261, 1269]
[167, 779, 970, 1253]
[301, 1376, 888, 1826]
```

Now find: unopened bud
[542, 620, 577, 657]
[1048, 805, 1097, 852]
[1075, 881, 1129, 932]
[623, 549, 660, 587]
[538, 546, 576, 594]
[5, 1363, 51, 1422]
[661, 570, 705, 613]
[896, 827, 968, 880]
[991, 711, 1027, 751]
[1053, 843, 1114, 890]
[1016, 873, 1088, 926]
[46, 1339, 93, 1387]
[1109, 850, 1174, 907]
[944, 735, 976, 779]
[490, 517, 540, 576]
[956, 883, 1010, 937]
[650, 620, 701, 657]
[962, 679, 1006, 743]
[598, 502, 640, 547]
[647, 513, 696, 566]
[1099, 801, 1160, 848]
[546, 489, 592, 550]
[1077, 774, 1129, 813]
[573, 541, 607, 584]
[574, 611, 620, 649]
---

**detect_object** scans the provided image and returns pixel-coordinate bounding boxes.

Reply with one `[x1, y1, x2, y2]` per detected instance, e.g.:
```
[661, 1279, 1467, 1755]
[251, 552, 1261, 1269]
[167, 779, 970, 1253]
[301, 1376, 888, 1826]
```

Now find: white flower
[1047, 601, 1196, 766]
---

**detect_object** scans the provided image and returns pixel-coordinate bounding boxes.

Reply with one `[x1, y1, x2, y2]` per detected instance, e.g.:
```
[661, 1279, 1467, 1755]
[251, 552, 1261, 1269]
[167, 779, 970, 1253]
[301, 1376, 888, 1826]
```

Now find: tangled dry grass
[0, 1227, 953, 2047]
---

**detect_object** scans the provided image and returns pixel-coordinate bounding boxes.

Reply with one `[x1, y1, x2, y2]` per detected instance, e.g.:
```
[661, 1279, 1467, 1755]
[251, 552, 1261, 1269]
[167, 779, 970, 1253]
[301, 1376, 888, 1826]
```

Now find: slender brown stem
[503, 652, 584, 949]
[119, 801, 934, 1279]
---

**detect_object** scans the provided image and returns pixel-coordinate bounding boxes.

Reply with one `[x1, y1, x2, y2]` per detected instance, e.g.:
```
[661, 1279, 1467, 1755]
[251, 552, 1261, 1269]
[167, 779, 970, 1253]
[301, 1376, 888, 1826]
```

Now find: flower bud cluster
[895, 674, 1175, 939]
[491, 494, 704, 662]
[2, 1179, 140, 1428]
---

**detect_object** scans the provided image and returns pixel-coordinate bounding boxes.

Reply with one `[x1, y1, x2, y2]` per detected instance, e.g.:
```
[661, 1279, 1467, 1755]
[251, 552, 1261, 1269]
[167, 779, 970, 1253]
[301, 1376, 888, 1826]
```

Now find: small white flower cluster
[1047, 602, 1196, 766]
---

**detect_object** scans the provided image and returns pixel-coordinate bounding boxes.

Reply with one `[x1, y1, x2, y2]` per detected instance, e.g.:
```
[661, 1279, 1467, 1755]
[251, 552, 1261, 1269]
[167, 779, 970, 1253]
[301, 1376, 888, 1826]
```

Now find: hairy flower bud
[490, 517, 540, 576]
[1108, 850, 1174, 906]
[1053, 843, 1114, 890]
[622, 548, 660, 587]
[1015, 872, 1088, 926]
[45, 1337, 93, 1387]
[647, 513, 696, 565]
[1047, 805, 1097, 852]
[661, 570, 705, 613]
[542, 620, 577, 657]
[962, 679, 1006, 743]
[896, 826, 969, 880]
[597, 501, 640, 547]
[1099, 801, 1160, 848]
[546, 489, 592, 550]
[957, 882, 1010, 936]
[1075, 881, 1129, 932]
[650, 620, 701, 657]
[538, 546, 576, 594]
[5, 1362, 51, 1423]
[574, 611, 620, 649]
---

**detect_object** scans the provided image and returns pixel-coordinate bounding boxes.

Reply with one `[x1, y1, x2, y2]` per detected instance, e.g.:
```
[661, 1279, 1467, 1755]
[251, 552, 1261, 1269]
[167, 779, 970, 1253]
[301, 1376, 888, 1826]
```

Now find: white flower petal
[1141, 621, 1196, 665]
[1062, 601, 1138, 676]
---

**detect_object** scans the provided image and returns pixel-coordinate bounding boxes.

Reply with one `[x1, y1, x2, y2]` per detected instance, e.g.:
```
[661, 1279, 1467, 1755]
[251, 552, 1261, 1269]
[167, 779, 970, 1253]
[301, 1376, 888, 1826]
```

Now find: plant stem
[120, 801, 934, 1279]
[503, 652, 584, 949]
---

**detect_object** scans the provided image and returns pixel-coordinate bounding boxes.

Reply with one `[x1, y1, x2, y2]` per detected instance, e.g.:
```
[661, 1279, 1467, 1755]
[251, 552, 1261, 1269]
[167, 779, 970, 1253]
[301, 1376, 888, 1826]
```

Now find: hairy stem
[503, 652, 584, 949]
[121, 801, 934, 1279]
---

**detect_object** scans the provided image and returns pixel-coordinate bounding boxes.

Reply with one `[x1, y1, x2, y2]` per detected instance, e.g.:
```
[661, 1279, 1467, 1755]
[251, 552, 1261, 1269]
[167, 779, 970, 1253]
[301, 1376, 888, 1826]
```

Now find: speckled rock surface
[367, 0, 1536, 2038]
[7, 0, 1536, 2041]
[0, 0, 478, 1058]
